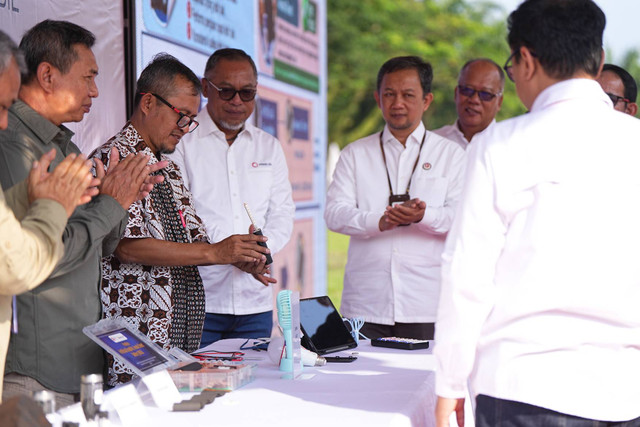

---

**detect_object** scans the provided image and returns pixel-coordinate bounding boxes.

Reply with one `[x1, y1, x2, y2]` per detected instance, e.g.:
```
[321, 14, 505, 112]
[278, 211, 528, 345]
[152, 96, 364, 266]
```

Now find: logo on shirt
[422, 162, 432, 170]
[251, 162, 273, 168]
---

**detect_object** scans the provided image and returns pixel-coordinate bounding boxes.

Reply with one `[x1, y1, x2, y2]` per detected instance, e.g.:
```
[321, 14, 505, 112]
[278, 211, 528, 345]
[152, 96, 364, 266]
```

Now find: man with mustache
[325, 56, 466, 340]
[433, 58, 504, 149]
[170, 48, 295, 347]
[92, 53, 270, 386]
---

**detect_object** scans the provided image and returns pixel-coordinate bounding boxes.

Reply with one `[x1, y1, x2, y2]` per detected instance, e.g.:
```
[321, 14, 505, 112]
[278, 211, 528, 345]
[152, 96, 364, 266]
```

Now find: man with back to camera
[0, 20, 164, 406]
[170, 48, 295, 347]
[324, 56, 466, 340]
[92, 53, 271, 386]
[435, 1, 640, 425]
[0, 29, 100, 400]
[432, 58, 504, 148]
[596, 63, 638, 116]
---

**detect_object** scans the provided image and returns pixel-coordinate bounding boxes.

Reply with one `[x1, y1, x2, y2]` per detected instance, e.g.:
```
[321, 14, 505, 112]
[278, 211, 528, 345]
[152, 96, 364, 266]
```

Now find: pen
[178, 209, 192, 243]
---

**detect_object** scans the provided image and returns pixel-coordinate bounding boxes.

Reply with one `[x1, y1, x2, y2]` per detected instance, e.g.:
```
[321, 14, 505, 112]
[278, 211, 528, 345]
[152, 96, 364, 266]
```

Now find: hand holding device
[388, 193, 410, 207]
[244, 202, 273, 265]
[385, 198, 426, 226]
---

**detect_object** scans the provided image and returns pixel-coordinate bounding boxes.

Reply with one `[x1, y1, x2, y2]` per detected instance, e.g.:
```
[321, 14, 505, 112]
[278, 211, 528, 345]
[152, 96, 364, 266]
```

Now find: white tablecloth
[143, 338, 472, 427]
[56, 338, 474, 426]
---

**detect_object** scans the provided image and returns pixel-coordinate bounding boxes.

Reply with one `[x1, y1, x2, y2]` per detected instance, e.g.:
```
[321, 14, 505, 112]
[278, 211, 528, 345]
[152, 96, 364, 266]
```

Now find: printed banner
[272, 218, 315, 298]
[143, 0, 255, 56]
[254, 85, 314, 202]
[256, 0, 320, 92]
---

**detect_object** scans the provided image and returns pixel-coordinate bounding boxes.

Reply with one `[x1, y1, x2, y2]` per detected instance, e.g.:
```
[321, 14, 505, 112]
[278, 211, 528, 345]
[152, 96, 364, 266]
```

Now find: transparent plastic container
[168, 361, 256, 392]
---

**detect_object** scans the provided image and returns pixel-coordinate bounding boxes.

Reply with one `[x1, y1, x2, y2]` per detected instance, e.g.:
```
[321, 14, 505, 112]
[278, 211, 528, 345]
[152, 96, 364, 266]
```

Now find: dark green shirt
[0, 100, 128, 393]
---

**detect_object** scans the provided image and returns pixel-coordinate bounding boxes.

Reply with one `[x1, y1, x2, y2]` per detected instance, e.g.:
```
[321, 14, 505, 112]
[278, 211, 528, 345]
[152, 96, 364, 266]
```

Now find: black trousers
[476, 395, 640, 427]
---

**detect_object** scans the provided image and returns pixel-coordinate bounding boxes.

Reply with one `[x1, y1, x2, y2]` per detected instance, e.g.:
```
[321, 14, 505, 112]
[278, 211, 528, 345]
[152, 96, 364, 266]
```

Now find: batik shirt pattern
[92, 123, 209, 386]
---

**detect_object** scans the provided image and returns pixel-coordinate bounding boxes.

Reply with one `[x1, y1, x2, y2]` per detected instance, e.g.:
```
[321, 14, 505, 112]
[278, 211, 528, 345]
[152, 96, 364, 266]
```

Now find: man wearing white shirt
[171, 48, 294, 347]
[435, 1, 640, 425]
[432, 58, 503, 149]
[325, 56, 466, 340]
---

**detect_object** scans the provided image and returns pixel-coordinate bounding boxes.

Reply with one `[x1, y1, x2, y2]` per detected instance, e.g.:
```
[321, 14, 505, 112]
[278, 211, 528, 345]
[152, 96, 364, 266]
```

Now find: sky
[470, 0, 640, 62]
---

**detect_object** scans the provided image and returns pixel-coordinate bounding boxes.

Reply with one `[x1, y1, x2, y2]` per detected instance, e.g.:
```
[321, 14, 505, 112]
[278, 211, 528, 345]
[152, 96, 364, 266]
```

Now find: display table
[146, 338, 472, 427]
[56, 338, 474, 426]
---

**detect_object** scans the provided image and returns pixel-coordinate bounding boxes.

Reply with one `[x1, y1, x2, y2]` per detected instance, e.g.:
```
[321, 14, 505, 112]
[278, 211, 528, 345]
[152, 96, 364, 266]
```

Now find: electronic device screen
[300, 296, 357, 355]
[97, 327, 168, 373]
[84, 318, 178, 378]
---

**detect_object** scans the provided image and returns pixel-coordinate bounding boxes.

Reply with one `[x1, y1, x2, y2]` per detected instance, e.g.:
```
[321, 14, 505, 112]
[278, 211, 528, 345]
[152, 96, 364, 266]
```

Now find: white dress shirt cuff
[365, 211, 384, 236]
[435, 377, 468, 399]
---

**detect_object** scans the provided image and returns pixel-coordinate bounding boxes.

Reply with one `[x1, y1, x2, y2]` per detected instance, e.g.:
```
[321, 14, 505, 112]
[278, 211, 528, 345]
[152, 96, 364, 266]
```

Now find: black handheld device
[243, 203, 273, 265]
[252, 228, 273, 265]
[324, 355, 357, 363]
[371, 337, 430, 350]
[388, 194, 411, 226]
[388, 193, 410, 207]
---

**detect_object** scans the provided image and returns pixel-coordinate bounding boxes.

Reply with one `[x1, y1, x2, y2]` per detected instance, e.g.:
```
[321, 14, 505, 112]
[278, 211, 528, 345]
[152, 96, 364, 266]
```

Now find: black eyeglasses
[141, 92, 199, 133]
[503, 51, 517, 82]
[503, 50, 538, 82]
[606, 92, 630, 106]
[457, 85, 501, 102]
[206, 79, 257, 102]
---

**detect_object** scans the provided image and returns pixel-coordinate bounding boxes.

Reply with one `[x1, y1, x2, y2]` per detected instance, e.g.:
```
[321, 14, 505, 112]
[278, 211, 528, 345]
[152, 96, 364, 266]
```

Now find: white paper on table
[103, 383, 148, 426]
[141, 370, 182, 410]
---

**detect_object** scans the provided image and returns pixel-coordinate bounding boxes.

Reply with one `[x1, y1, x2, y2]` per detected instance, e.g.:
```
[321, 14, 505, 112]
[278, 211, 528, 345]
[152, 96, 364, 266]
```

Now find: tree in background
[620, 49, 640, 96]
[328, 0, 525, 147]
[328, 0, 640, 148]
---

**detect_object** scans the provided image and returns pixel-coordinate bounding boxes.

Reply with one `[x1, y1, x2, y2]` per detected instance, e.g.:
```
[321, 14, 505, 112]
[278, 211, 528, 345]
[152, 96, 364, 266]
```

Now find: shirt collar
[455, 118, 496, 142]
[10, 99, 74, 146]
[120, 121, 161, 164]
[382, 121, 426, 147]
[530, 78, 611, 113]
[197, 104, 256, 143]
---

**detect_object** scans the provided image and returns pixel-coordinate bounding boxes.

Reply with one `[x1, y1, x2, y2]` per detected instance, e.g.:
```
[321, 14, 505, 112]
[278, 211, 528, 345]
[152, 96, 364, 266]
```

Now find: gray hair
[0, 30, 26, 75]
[19, 20, 95, 84]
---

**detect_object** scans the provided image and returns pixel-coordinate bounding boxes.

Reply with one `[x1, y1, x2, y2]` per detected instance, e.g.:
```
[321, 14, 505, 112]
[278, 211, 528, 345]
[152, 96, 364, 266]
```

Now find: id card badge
[388, 194, 411, 227]
[388, 193, 410, 207]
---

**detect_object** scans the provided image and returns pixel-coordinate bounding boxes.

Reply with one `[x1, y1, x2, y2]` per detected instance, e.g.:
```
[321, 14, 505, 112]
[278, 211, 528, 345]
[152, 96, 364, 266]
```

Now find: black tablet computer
[300, 295, 358, 355]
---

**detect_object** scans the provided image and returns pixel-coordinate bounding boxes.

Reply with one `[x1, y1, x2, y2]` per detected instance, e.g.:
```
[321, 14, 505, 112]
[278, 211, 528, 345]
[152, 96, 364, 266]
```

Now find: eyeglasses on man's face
[457, 85, 501, 102]
[205, 79, 257, 102]
[503, 49, 538, 83]
[140, 92, 199, 133]
[503, 51, 517, 82]
[606, 92, 630, 107]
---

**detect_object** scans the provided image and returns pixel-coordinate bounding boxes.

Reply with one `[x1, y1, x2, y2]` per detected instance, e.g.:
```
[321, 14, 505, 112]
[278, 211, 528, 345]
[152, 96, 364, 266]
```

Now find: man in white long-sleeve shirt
[325, 56, 466, 340]
[435, 1, 640, 426]
[171, 48, 294, 347]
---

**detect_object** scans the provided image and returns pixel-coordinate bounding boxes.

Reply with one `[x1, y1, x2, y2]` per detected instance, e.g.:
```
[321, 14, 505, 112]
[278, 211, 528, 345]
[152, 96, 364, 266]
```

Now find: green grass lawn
[326, 229, 349, 311]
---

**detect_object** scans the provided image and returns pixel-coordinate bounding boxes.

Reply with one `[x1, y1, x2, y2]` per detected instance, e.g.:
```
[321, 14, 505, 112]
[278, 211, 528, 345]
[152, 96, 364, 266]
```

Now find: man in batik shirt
[92, 54, 271, 386]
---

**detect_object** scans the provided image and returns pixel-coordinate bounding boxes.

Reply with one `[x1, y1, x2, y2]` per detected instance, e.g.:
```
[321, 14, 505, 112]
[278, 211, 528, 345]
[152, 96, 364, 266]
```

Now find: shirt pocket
[247, 167, 274, 199]
[413, 176, 448, 208]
